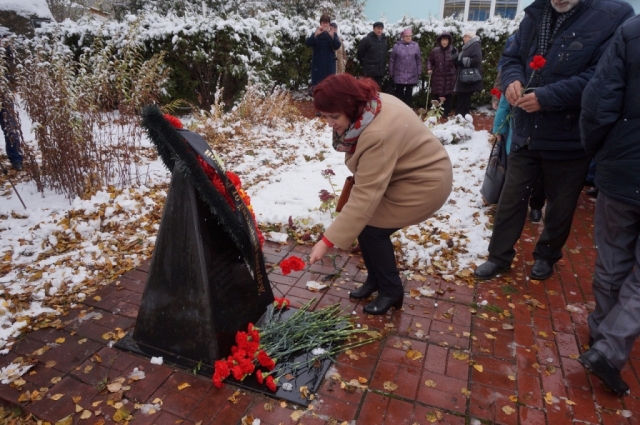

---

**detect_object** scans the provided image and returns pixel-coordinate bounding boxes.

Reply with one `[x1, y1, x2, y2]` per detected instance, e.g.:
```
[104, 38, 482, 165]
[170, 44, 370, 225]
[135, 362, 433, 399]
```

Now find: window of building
[443, 0, 519, 21]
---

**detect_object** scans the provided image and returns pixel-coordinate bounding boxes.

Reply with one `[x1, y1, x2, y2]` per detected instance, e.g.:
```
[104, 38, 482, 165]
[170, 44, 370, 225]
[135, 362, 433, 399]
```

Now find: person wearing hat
[330, 22, 347, 75]
[357, 22, 388, 88]
[453, 30, 482, 118]
[305, 14, 341, 90]
[389, 28, 421, 107]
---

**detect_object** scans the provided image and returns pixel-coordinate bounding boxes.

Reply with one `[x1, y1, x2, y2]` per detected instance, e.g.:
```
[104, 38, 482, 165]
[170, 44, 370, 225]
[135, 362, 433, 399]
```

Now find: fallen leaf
[93, 296, 102, 301]
[299, 386, 309, 399]
[80, 410, 92, 420]
[424, 380, 437, 388]
[508, 375, 516, 381]
[112, 408, 130, 422]
[228, 390, 241, 403]
[473, 364, 483, 372]
[452, 351, 469, 361]
[18, 391, 30, 403]
[406, 349, 423, 361]
[50, 394, 64, 401]
[72, 396, 82, 404]
[107, 382, 122, 393]
[78, 338, 87, 344]
[509, 395, 518, 403]
[425, 410, 444, 423]
[92, 400, 103, 407]
[484, 333, 496, 340]
[565, 399, 576, 406]
[358, 377, 368, 384]
[51, 377, 62, 384]
[544, 392, 554, 405]
[45, 360, 57, 368]
[502, 406, 516, 415]
[75, 404, 83, 413]
[502, 323, 514, 330]
[290, 411, 304, 421]
[539, 331, 548, 338]
[55, 338, 65, 344]
[54, 415, 73, 425]
[177, 382, 191, 390]
[383, 381, 398, 392]
[461, 388, 471, 397]
[264, 402, 274, 412]
[84, 365, 93, 373]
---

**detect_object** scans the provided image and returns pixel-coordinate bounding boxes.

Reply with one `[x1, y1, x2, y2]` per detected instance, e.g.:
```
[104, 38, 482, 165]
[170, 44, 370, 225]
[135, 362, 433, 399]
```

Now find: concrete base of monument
[115, 306, 333, 407]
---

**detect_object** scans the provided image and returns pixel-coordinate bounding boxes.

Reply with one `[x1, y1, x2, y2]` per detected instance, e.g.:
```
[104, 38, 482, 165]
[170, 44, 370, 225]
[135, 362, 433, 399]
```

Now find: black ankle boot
[350, 281, 378, 300]
[363, 294, 403, 315]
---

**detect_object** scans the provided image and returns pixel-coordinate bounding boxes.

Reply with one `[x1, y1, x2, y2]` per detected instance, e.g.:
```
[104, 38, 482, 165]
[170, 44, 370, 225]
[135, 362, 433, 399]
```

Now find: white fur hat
[463, 30, 477, 38]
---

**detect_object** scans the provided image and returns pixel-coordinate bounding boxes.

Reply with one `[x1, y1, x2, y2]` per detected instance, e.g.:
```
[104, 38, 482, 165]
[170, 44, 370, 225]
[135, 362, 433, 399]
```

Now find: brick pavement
[1, 118, 639, 424]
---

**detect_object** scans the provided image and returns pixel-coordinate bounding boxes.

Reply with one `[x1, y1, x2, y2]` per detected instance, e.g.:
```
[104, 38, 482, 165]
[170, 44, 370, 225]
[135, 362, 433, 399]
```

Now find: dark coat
[427, 33, 458, 96]
[389, 40, 421, 85]
[306, 31, 341, 86]
[501, 0, 634, 155]
[454, 36, 483, 93]
[581, 15, 640, 207]
[357, 32, 388, 77]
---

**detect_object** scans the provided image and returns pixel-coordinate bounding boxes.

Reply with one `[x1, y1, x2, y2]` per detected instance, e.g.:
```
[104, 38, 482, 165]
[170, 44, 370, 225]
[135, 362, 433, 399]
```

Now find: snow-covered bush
[21, 11, 520, 111]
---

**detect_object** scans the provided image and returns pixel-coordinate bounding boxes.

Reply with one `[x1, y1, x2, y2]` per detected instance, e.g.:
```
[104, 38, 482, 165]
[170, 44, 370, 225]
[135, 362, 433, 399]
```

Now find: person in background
[357, 22, 387, 88]
[305, 14, 341, 90]
[579, 14, 640, 396]
[427, 32, 457, 117]
[454, 30, 483, 118]
[491, 34, 515, 110]
[474, 0, 634, 282]
[388, 28, 421, 107]
[308, 74, 452, 315]
[0, 34, 22, 171]
[330, 23, 347, 75]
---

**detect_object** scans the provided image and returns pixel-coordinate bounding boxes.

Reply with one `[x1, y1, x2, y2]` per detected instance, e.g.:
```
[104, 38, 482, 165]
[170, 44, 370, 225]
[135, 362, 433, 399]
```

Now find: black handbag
[459, 67, 482, 84]
[480, 137, 508, 204]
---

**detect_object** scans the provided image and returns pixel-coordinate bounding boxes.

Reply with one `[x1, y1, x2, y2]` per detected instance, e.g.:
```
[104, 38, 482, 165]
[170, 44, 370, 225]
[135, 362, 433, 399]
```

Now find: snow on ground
[0, 102, 493, 354]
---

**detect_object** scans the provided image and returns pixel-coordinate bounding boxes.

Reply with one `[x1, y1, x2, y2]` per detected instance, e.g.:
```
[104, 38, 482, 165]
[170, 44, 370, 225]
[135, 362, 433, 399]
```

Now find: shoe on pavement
[529, 209, 542, 223]
[474, 261, 510, 280]
[578, 349, 630, 396]
[530, 259, 554, 280]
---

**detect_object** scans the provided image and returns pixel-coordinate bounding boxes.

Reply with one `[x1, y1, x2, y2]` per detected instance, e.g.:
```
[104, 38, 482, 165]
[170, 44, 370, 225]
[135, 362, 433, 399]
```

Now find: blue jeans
[1, 105, 22, 165]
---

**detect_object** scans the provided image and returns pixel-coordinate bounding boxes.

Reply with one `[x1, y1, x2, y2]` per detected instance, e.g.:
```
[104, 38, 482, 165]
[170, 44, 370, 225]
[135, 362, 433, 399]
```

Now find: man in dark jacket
[306, 14, 341, 89]
[357, 22, 387, 87]
[578, 14, 640, 396]
[474, 0, 634, 282]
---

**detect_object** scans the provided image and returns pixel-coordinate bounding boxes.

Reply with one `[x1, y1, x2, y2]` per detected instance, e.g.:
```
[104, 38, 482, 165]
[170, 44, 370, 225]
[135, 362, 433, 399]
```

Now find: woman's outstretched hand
[309, 240, 330, 264]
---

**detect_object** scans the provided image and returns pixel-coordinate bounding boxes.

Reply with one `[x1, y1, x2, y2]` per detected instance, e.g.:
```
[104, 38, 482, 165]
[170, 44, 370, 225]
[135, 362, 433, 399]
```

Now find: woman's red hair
[313, 74, 380, 122]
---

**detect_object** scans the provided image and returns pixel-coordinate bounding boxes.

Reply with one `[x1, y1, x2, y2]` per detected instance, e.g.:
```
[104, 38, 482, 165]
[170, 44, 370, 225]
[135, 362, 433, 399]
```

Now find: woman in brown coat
[427, 32, 457, 117]
[308, 74, 453, 315]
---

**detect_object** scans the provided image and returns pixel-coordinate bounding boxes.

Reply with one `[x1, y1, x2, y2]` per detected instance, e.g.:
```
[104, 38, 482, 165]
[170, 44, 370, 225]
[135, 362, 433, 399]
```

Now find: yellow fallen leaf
[425, 410, 444, 423]
[107, 382, 122, 393]
[290, 411, 304, 421]
[544, 392, 554, 405]
[18, 391, 30, 403]
[84, 365, 93, 373]
[177, 382, 191, 390]
[502, 406, 516, 415]
[54, 415, 73, 425]
[569, 354, 579, 359]
[79, 410, 92, 420]
[358, 377, 368, 384]
[228, 390, 241, 403]
[452, 351, 469, 361]
[508, 375, 516, 381]
[75, 404, 83, 413]
[539, 331, 548, 338]
[473, 364, 483, 372]
[424, 380, 437, 388]
[93, 296, 102, 301]
[50, 394, 64, 401]
[78, 338, 87, 344]
[406, 349, 423, 361]
[509, 395, 518, 403]
[51, 377, 62, 384]
[92, 400, 103, 407]
[55, 338, 65, 344]
[565, 399, 576, 406]
[148, 408, 156, 415]
[383, 381, 398, 392]
[112, 408, 130, 422]
[461, 388, 471, 397]
[13, 378, 26, 386]
[72, 396, 82, 404]
[152, 398, 163, 405]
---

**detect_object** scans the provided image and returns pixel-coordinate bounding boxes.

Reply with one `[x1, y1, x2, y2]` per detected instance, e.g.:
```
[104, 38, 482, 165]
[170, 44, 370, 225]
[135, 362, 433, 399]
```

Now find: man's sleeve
[331, 34, 341, 50]
[305, 34, 315, 47]
[580, 26, 627, 155]
[357, 38, 368, 63]
[500, 27, 526, 90]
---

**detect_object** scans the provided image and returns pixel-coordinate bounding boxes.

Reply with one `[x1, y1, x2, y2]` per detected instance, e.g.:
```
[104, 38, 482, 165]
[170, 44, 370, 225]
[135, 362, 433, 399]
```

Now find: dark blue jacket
[581, 15, 640, 207]
[306, 31, 341, 86]
[501, 0, 634, 155]
[357, 32, 388, 77]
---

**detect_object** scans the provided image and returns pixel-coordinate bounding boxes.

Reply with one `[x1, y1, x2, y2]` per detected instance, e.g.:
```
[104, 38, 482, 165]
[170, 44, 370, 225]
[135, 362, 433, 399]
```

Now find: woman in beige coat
[309, 74, 453, 315]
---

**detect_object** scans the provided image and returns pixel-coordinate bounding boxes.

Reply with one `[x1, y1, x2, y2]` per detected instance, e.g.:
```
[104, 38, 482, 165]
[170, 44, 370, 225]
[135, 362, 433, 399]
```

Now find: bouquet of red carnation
[212, 298, 381, 392]
[279, 255, 305, 275]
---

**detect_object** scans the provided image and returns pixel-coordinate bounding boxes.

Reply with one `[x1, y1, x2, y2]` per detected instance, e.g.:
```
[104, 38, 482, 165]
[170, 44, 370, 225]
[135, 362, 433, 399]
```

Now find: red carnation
[226, 171, 242, 188]
[529, 55, 546, 70]
[244, 341, 259, 356]
[490, 88, 502, 98]
[235, 331, 248, 347]
[265, 375, 277, 392]
[256, 370, 265, 384]
[233, 348, 248, 363]
[231, 365, 245, 380]
[240, 358, 255, 375]
[273, 297, 290, 310]
[280, 259, 292, 275]
[257, 350, 276, 371]
[287, 256, 305, 272]
[163, 114, 183, 129]
[213, 374, 224, 388]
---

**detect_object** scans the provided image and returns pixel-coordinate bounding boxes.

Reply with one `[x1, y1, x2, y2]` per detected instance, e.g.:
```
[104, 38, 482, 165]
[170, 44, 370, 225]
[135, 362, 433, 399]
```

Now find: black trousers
[488, 147, 591, 268]
[394, 84, 415, 107]
[456, 92, 472, 117]
[358, 225, 403, 298]
[530, 176, 545, 210]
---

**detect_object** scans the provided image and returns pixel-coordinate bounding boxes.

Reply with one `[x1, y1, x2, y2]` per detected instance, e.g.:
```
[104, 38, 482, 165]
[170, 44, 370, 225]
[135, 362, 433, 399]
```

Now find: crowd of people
[307, 0, 640, 400]
[305, 18, 486, 116]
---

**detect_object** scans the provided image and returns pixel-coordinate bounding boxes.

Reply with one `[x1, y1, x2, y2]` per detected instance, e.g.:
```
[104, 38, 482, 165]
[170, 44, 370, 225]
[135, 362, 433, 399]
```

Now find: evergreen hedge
[34, 12, 520, 109]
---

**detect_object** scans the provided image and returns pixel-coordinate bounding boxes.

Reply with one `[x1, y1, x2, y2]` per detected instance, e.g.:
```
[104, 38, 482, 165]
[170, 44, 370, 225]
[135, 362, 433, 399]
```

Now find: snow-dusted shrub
[27, 11, 520, 109]
[16, 27, 168, 200]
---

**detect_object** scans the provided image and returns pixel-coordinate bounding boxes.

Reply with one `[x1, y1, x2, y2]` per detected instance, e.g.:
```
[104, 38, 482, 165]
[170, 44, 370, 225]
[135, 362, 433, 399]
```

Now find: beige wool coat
[324, 93, 453, 249]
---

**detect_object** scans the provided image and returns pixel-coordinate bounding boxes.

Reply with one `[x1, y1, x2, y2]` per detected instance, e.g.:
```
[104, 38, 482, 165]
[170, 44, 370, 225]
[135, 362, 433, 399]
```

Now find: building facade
[364, 0, 639, 22]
